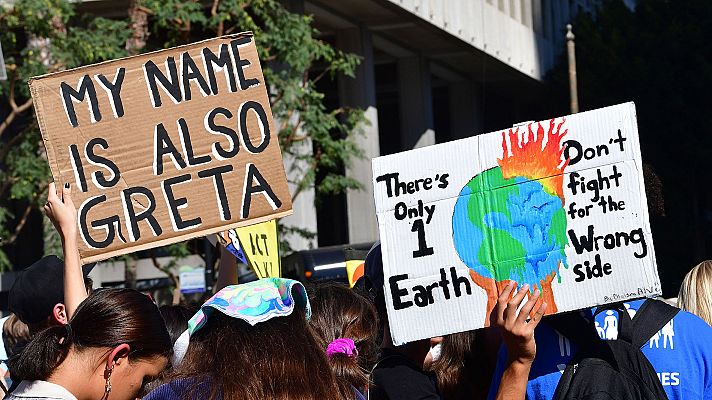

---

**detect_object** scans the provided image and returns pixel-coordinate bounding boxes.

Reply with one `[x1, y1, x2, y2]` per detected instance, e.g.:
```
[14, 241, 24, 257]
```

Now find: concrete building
[0, 0, 597, 297]
[281, 0, 595, 250]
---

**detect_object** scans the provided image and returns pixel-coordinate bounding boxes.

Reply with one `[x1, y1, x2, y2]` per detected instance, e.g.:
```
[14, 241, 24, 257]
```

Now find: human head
[308, 282, 378, 397]
[678, 260, 712, 326]
[167, 279, 341, 400]
[9, 255, 94, 334]
[159, 304, 196, 345]
[11, 288, 172, 400]
[362, 242, 431, 366]
[2, 314, 30, 358]
[429, 330, 493, 400]
[363, 242, 387, 338]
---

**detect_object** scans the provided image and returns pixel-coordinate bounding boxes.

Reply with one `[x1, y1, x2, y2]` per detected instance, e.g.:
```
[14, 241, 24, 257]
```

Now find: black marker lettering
[230, 37, 260, 90]
[241, 163, 282, 219]
[239, 101, 270, 154]
[95, 68, 126, 119]
[202, 44, 237, 94]
[154, 123, 187, 175]
[143, 58, 182, 107]
[121, 186, 162, 242]
[85, 138, 121, 188]
[205, 107, 239, 160]
[162, 174, 201, 231]
[181, 51, 211, 101]
[60, 75, 101, 127]
[198, 165, 233, 221]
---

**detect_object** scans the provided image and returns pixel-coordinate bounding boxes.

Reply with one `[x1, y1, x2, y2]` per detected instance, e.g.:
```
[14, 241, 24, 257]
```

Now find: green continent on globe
[452, 167, 568, 286]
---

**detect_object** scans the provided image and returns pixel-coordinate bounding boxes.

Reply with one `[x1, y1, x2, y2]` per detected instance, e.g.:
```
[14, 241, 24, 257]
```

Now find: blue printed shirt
[489, 299, 712, 400]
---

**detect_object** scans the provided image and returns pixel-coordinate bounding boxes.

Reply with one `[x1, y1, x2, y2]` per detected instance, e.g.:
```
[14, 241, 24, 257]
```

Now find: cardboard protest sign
[372, 102, 661, 345]
[344, 248, 367, 288]
[29, 33, 292, 264]
[218, 219, 279, 278]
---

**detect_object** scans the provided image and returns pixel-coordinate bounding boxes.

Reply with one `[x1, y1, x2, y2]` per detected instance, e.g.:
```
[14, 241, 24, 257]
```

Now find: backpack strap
[546, 311, 601, 349]
[631, 299, 679, 348]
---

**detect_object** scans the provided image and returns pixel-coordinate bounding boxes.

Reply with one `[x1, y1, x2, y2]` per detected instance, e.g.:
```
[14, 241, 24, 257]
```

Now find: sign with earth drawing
[372, 102, 661, 345]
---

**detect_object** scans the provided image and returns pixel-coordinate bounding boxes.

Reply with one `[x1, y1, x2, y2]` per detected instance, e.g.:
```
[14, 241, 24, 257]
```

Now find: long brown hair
[166, 309, 342, 400]
[3, 314, 29, 358]
[10, 288, 172, 382]
[430, 330, 494, 400]
[308, 282, 378, 398]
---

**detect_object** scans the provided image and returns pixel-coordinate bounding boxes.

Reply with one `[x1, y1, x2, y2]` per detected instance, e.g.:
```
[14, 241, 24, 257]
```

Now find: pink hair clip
[326, 338, 358, 358]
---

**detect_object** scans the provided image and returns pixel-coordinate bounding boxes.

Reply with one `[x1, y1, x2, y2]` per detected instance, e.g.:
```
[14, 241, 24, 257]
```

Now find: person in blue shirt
[488, 298, 712, 399]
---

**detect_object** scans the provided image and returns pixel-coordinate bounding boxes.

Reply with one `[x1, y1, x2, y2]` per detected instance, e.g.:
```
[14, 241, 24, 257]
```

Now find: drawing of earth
[452, 120, 570, 319]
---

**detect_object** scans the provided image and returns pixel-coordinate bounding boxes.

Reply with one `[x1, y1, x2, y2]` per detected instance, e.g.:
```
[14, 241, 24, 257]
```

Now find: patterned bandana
[187, 278, 311, 336]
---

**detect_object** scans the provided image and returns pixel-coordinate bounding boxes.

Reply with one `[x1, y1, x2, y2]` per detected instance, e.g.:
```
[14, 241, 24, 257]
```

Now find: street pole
[566, 24, 579, 114]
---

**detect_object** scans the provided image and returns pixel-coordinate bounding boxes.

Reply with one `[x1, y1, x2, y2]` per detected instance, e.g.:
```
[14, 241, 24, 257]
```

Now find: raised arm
[492, 281, 547, 400]
[213, 243, 238, 292]
[44, 182, 87, 319]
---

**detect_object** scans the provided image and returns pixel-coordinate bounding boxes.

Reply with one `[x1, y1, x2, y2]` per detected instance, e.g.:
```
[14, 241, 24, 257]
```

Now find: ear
[105, 343, 131, 373]
[52, 303, 68, 325]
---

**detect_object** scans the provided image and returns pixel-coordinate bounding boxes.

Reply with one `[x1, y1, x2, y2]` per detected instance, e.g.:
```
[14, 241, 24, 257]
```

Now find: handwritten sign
[372, 102, 661, 345]
[29, 33, 292, 263]
[219, 219, 279, 278]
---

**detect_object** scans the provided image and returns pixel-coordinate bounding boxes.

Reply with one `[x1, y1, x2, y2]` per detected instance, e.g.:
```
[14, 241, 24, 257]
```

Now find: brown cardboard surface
[29, 33, 292, 264]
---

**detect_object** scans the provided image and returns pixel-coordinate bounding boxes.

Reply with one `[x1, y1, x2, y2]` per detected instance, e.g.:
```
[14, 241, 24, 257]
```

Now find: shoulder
[144, 378, 216, 400]
[371, 353, 439, 399]
[8, 380, 77, 400]
[372, 352, 427, 382]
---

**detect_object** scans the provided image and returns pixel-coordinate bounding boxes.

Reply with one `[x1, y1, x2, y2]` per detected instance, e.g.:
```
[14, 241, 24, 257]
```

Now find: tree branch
[211, 0, 224, 36]
[0, 182, 47, 246]
[150, 249, 180, 289]
[0, 130, 27, 164]
[291, 149, 321, 203]
[0, 70, 35, 139]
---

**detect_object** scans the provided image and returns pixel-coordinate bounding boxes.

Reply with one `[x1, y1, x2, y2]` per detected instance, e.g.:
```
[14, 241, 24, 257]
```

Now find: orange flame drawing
[498, 118, 569, 200]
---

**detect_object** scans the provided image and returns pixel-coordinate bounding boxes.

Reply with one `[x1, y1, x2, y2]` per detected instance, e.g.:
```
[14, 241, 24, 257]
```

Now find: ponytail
[307, 283, 379, 397]
[9, 324, 72, 381]
[10, 289, 171, 383]
[326, 346, 368, 398]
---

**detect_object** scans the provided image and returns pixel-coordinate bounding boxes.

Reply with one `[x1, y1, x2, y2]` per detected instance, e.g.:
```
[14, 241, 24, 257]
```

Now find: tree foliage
[547, 0, 712, 294]
[0, 0, 364, 270]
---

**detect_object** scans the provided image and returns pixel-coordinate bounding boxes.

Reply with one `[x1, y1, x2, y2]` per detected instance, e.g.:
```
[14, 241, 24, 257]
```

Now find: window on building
[498, 0, 505, 12]
[311, 59, 349, 247]
[521, 0, 532, 27]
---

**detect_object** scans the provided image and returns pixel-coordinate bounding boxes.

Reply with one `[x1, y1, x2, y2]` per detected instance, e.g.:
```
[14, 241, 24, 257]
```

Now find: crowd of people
[1, 182, 711, 400]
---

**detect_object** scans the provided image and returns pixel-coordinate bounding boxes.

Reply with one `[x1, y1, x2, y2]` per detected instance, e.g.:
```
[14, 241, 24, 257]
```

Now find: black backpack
[549, 299, 678, 400]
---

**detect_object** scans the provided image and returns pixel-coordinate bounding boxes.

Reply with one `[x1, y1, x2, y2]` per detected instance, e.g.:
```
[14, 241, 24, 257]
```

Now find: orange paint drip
[498, 118, 569, 200]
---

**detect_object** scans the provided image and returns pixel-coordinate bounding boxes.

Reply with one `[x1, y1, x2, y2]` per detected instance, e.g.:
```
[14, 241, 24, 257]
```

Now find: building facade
[281, 0, 595, 250]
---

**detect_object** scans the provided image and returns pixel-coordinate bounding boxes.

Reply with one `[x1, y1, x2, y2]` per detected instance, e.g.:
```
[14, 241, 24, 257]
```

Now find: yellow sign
[233, 219, 280, 278]
[345, 259, 365, 288]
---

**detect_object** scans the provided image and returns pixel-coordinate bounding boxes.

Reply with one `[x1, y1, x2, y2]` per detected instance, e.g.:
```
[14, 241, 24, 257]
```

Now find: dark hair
[26, 276, 95, 336]
[166, 309, 342, 400]
[308, 282, 378, 398]
[10, 288, 172, 381]
[430, 330, 494, 400]
[159, 304, 196, 345]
